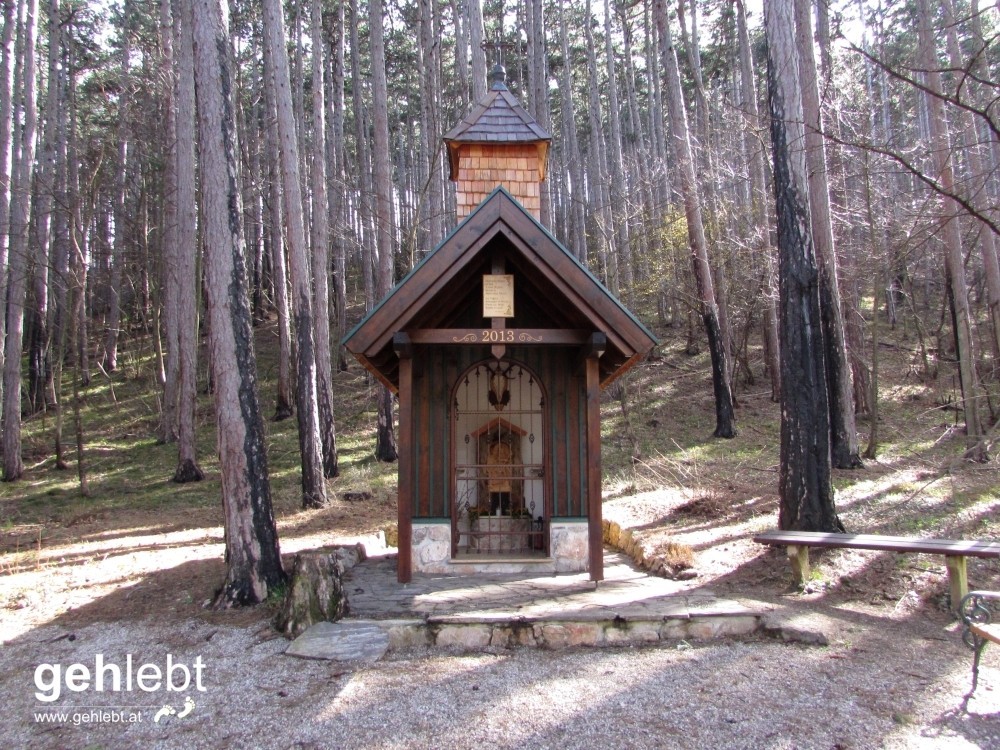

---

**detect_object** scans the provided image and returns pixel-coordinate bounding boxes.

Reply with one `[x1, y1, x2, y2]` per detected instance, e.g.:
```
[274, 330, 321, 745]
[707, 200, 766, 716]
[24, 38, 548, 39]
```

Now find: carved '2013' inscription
[449, 330, 544, 344]
[482, 329, 514, 343]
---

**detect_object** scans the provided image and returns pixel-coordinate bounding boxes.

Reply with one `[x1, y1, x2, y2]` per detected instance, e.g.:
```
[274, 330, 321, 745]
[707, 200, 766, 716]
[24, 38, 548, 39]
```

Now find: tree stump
[274, 545, 366, 639]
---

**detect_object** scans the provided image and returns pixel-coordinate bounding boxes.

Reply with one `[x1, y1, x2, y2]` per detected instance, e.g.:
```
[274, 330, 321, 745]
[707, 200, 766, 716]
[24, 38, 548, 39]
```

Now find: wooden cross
[481, 29, 515, 69]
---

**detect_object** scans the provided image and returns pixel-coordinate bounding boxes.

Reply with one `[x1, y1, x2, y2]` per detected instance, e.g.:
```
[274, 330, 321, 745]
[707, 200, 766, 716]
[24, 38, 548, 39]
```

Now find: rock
[285, 620, 389, 662]
[275, 551, 349, 639]
[761, 614, 830, 646]
[382, 523, 399, 549]
[674, 569, 699, 581]
[342, 491, 373, 502]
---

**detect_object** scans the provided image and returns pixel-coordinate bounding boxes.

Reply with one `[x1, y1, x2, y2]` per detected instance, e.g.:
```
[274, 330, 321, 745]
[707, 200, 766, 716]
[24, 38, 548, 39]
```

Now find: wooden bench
[959, 590, 1000, 694]
[753, 530, 1000, 609]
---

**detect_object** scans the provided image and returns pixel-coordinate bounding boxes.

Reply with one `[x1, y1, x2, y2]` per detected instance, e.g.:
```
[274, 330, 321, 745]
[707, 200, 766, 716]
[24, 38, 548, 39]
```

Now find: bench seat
[753, 530, 1000, 608]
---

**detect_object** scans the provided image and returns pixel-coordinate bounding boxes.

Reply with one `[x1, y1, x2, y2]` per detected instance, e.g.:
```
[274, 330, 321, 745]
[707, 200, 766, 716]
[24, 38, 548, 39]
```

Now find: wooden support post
[787, 545, 810, 585]
[945, 555, 968, 610]
[585, 334, 605, 582]
[394, 333, 413, 583]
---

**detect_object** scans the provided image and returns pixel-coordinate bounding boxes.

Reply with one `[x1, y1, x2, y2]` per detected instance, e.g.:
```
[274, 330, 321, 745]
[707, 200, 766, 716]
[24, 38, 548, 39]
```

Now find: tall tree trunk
[602, 0, 633, 298]
[468, 0, 486, 102]
[325, 0, 348, 371]
[371, 0, 396, 463]
[916, 0, 985, 459]
[764, 0, 842, 531]
[158, 0, 180, 444]
[941, 0, 1000, 363]
[310, 0, 338, 479]
[262, 0, 328, 506]
[101, 1, 131, 374]
[172, 0, 203, 482]
[0, 0, 17, 429]
[27, 0, 60, 415]
[794, 0, 861, 468]
[262, 38, 294, 421]
[558, 3, 587, 262]
[584, 0, 616, 291]
[736, 0, 781, 401]
[190, 0, 286, 606]
[3, 0, 39, 481]
[655, 0, 736, 438]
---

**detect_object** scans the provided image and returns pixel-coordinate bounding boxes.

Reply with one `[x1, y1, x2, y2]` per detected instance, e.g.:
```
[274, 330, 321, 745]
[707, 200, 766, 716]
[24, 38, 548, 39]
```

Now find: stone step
[285, 606, 766, 661]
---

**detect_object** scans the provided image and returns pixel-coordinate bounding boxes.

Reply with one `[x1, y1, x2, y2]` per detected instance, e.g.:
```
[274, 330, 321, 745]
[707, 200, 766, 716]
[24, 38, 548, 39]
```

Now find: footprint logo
[153, 705, 176, 724]
[177, 696, 195, 719]
[153, 696, 195, 724]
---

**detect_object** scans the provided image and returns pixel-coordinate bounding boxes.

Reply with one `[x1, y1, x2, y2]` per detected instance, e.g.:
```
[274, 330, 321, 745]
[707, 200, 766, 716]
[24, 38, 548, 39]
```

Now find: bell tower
[443, 65, 551, 221]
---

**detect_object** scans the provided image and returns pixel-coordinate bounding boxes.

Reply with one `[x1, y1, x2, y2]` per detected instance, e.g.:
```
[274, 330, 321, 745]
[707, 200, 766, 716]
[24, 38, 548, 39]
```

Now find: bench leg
[787, 545, 810, 585]
[945, 555, 968, 612]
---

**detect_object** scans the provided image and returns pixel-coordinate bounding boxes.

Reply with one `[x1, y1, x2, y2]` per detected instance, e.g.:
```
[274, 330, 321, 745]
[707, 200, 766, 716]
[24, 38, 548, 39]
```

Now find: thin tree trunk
[310, 0, 338, 479]
[262, 38, 294, 421]
[941, 0, 1000, 363]
[172, 0, 203, 482]
[655, 0, 736, 438]
[158, 0, 180, 444]
[371, 0, 397, 463]
[916, 0, 985, 459]
[101, 2, 131, 373]
[2, 0, 39, 481]
[190, 0, 286, 606]
[736, 0, 781, 401]
[468, 0, 486, 103]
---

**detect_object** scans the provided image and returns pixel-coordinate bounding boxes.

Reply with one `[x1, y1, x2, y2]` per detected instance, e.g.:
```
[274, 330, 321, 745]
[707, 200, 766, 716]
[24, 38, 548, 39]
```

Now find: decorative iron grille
[453, 360, 547, 556]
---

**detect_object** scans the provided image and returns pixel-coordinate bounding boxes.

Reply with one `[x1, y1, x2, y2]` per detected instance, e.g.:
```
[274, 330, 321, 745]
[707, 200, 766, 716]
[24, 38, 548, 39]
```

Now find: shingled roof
[443, 65, 551, 180]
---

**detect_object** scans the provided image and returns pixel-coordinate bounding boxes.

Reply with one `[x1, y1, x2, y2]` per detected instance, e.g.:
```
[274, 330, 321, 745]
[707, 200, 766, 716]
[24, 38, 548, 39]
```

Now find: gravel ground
[2, 610, 998, 750]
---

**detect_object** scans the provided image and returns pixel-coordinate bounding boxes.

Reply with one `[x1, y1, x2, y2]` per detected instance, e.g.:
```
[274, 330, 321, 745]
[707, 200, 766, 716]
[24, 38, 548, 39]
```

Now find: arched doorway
[452, 359, 547, 558]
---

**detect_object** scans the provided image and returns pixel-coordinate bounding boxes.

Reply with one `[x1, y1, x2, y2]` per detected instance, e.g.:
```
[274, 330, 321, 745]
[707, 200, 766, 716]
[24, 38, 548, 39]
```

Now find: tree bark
[916, 0, 984, 459]
[655, 0, 736, 438]
[764, 0, 842, 531]
[794, 0, 862, 468]
[2, 0, 39, 481]
[261, 37, 294, 421]
[101, 1, 131, 374]
[371, 0, 397, 463]
[189, 0, 286, 606]
[262, 0, 329, 505]
[310, 0, 338, 479]
[172, 0, 203, 482]
[735, 0, 781, 401]
[158, 0, 180, 444]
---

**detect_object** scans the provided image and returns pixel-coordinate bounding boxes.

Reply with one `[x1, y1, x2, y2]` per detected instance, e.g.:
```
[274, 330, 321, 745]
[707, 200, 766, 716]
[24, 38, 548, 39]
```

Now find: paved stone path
[344, 550, 760, 623]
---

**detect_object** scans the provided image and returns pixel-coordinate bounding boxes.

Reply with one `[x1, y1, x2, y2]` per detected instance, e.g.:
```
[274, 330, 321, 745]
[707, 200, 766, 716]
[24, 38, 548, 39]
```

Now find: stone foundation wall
[410, 521, 590, 575]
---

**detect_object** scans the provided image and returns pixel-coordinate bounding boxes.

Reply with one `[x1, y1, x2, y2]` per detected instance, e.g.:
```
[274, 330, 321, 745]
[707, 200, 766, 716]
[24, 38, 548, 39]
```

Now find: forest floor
[2, 314, 1000, 748]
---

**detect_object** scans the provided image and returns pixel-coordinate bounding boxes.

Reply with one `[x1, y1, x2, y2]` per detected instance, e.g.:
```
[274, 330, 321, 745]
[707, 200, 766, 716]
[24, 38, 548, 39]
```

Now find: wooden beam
[945, 555, 968, 610]
[585, 354, 603, 582]
[406, 329, 592, 345]
[575, 332, 608, 374]
[787, 545, 810, 585]
[394, 339, 413, 583]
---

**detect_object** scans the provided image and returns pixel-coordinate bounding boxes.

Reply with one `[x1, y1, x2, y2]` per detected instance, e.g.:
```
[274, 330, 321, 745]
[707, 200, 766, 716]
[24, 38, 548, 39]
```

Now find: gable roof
[343, 188, 657, 391]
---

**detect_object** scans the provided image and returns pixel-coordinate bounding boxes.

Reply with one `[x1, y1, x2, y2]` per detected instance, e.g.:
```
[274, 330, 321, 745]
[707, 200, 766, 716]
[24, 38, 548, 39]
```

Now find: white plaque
[482, 275, 514, 318]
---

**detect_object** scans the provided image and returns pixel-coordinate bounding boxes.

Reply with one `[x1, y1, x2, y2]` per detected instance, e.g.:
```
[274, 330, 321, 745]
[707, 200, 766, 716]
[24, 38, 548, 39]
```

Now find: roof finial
[491, 63, 506, 89]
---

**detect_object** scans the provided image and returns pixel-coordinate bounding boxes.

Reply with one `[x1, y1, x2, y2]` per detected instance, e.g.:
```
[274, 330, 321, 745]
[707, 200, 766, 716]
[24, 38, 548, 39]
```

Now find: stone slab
[285, 620, 390, 663]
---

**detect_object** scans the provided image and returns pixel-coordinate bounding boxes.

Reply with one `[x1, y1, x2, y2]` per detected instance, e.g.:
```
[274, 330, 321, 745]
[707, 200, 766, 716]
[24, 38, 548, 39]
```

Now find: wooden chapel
[344, 66, 656, 583]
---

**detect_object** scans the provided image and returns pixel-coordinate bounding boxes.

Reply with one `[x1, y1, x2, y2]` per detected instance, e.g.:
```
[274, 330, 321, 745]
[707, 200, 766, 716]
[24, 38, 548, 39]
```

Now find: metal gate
[452, 360, 547, 557]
